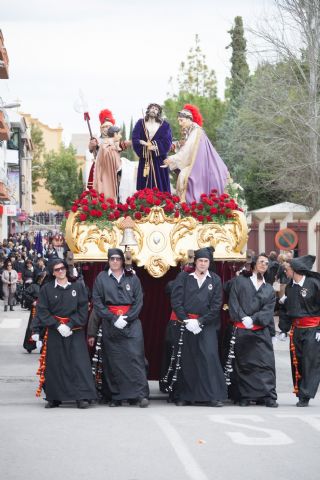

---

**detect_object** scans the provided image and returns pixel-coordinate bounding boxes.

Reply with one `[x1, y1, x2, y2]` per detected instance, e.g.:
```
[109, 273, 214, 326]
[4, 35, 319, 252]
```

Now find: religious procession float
[64, 103, 249, 379]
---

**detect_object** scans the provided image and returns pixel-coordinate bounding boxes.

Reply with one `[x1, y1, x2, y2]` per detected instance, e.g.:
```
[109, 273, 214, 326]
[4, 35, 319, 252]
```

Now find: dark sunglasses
[53, 266, 66, 272]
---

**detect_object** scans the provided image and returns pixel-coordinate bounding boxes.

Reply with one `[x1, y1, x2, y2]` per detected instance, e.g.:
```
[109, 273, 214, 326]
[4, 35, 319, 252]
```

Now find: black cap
[290, 255, 315, 274]
[108, 248, 125, 262]
[194, 246, 214, 261]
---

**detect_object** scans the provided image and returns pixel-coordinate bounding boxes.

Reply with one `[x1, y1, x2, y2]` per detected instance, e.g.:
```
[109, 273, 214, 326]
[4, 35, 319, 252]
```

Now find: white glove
[242, 316, 253, 329]
[279, 295, 287, 305]
[114, 315, 128, 329]
[31, 334, 39, 342]
[57, 324, 73, 337]
[36, 340, 43, 350]
[184, 319, 200, 333]
[315, 332, 320, 342]
[278, 332, 287, 341]
[193, 324, 202, 335]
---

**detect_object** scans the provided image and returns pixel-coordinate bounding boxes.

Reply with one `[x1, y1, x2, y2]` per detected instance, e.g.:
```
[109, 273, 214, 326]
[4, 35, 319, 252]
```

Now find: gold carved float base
[65, 207, 248, 278]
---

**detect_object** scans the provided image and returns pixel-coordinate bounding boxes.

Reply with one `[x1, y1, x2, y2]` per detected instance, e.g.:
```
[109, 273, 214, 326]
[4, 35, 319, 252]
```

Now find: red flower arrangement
[69, 187, 242, 227]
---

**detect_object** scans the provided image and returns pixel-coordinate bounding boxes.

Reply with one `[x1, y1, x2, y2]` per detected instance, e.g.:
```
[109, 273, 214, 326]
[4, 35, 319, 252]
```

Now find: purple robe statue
[132, 119, 172, 192]
[169, 125, 228, 203]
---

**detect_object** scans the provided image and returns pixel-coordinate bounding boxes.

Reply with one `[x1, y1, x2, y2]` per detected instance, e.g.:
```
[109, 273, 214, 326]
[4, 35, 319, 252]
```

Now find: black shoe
[265, 399, 279, 408]
[109, 400, 122, 407]
[4, 305, 7, 312]
[45, 400, 60, 409]
[10, 306, 14, 311]
[138, 398, 149, 408]
[175, 400, 188, 406]
[207, 400, 224, 407]
[255, 399, 266, 405]
[296, 397, 309, 407]
[239, 399, 250, 407]
[128, 399, 138, 405]
[76, 400, 90, 409]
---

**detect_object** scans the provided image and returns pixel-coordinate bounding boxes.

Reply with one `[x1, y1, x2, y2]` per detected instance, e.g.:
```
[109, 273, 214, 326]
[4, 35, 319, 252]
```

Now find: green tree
[226, 16, 250, 102]
[217, 16, 250, 178]
[30, 123, 45, 203]
[164, 35, 225, 144]
[78, 167, 84, 195]
[177, 34, 217, 97]
[43, 144, 83, 210]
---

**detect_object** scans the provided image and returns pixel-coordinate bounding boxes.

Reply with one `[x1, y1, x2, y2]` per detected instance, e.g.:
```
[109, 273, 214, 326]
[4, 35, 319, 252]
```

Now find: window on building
[7, 127, 19, 150]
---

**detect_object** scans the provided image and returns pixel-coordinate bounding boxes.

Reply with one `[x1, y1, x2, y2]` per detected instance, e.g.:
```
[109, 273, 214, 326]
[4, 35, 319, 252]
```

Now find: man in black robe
[31, 259, 97, 409]
[168, 247, 227, 406]
[278, 255, 320, 407]
[92, 248, 149, 407]
[228, 253, 278, 407]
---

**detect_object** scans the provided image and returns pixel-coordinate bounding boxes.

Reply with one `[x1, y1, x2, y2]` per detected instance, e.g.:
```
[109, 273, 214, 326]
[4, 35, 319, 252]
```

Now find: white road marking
[0, 318, 22, 328]
[209, 415, 294, 446]
[152, 414, 209, 480]
[277, 414, 320, 432]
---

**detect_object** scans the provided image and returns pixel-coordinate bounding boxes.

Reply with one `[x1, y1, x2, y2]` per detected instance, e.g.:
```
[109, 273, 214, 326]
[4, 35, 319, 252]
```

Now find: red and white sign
[4, 204, 17, 216]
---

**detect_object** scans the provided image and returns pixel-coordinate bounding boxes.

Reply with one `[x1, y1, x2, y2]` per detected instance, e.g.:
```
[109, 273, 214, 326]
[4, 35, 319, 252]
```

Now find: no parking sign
[275, 228, 298, 251]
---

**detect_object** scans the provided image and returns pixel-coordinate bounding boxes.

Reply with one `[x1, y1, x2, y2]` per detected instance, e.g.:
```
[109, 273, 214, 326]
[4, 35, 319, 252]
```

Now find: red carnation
[210, 207, 218, 214]
[197, 215, 204, 222]
[114, 210, 121, 219]
[174, 210, 180, 218]
[145, 207, 151, 214]
[135, 212, 142, 220]
[96, 210, 102, 217]
[79, 213, 87, 221]
[71, 205, 78, 212]
[91, 199, 98, 205]
[82, 205, 89, 212]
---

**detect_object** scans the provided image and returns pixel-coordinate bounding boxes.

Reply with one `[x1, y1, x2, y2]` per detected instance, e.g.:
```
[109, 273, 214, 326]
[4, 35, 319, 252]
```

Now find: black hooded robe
[280, 277, 320, 399]
[33, 280, 97, 402]
[92, 271, 149, 401]
[228, 276, 277, 402]
[169, 271, 227, 403]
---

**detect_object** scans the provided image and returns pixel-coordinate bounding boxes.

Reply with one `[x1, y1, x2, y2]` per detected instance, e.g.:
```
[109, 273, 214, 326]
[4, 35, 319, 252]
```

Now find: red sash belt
[54, 315, 70, 324]
[234, 321, 264, 331]
[108, 305, 131, 316]
[293, 316, 320, 328]
[170, 311, 199, 322]
[54, 315, 82, 331]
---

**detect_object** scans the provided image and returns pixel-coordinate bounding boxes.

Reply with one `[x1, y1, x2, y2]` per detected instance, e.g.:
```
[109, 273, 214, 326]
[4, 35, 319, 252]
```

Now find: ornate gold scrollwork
[170, 217, 198, 252]
[145, 255, 170, 278]
[65, 209, 248, 274]
[198, 224, 235, 253]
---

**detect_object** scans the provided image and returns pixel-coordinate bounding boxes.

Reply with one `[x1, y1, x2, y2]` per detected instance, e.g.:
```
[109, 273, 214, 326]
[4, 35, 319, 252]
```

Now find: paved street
[0, 306, 319, 480]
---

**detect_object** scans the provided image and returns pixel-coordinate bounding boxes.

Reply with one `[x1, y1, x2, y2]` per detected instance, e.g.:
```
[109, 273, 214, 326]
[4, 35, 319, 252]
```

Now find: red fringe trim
[289, 325, 301, 394]
[36, 328, 48, 397]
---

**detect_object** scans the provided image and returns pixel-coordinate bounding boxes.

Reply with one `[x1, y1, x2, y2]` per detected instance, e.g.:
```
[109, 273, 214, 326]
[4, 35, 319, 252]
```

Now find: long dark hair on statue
[145, 103, 163, 123]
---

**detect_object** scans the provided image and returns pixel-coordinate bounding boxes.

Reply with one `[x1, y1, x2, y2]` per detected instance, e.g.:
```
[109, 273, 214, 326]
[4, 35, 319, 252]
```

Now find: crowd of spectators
[0, 232, 67, 311]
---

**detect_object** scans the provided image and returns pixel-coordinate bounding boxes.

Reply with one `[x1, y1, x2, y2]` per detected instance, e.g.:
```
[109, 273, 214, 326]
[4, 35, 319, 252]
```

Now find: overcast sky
[1, 0, 274, 142]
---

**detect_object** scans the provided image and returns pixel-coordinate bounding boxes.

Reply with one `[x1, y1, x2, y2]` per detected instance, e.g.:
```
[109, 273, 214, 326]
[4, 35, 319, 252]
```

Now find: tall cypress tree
[226, 16, 250, 102]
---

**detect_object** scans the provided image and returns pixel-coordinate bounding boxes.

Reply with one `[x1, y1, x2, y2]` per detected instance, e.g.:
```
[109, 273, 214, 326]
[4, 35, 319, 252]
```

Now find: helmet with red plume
[178, 104, 203, 126]
[99, 109, 115, 126]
